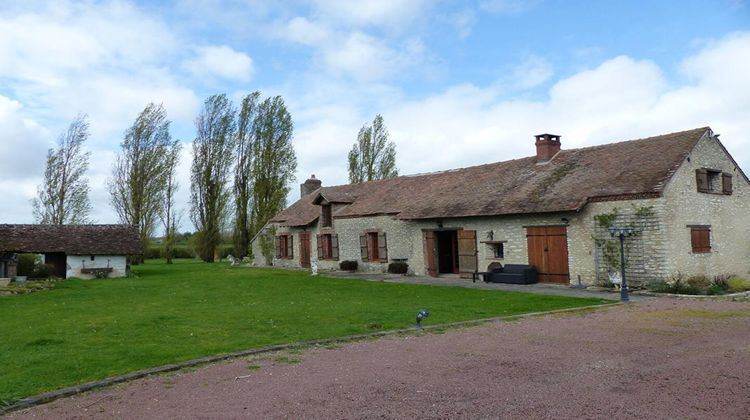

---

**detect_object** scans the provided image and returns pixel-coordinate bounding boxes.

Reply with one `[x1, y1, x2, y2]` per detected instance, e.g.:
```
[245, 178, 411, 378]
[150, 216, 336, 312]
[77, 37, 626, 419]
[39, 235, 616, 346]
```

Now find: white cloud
[311, 0, 432, 29]
[511, 55, 554, 89]
[280, 16, 333, 46]
[479, 0, 541, 15]
[184, 46, 255, 82]
[0, 96, 50, 180]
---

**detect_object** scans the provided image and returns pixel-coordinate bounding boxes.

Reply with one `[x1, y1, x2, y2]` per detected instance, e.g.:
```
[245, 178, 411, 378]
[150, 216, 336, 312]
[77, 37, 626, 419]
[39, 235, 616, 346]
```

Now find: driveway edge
[1, 302, 618, 416]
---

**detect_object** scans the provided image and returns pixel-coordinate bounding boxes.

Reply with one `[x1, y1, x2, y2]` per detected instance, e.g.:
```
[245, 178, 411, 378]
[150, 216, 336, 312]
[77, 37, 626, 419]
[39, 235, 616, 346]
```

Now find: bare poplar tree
[160, 141, 182, 264]
[32, 114, 92, 224]
[250, 95, 297, 237]
[233, 91, 260, 258]
[190, 94, 236, 262]
[108, 103, 176, 262]
[347, 114, 398, 183]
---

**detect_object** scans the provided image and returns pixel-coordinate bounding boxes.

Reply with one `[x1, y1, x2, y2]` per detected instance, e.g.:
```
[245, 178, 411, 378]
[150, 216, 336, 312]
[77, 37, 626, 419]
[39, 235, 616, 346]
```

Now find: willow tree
[32, 114, 92, 224]
[190, 94, 236, 262]
[347, 114, 398, 183]
[232, 91, 260, 258]
[250, 95, 297, 237]
[108, 103, 179, 261]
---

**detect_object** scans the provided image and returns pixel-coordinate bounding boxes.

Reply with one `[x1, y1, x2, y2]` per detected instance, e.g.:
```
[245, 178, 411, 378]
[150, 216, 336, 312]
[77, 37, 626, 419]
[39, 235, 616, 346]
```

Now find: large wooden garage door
[457, 230, 477, 279]
[526, 226, 570, 284]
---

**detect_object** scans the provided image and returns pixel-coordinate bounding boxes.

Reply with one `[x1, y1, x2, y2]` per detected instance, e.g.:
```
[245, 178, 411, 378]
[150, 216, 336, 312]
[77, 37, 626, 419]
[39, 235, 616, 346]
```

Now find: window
[359, 231, 387, 263]
[317, 233, 339, 260]
[275, 234, 294, 259]
[492, 243, 504, 259]
[696, 169, 732, 195]
[321, 204, 332, 227]
[690, 226, 711, 253]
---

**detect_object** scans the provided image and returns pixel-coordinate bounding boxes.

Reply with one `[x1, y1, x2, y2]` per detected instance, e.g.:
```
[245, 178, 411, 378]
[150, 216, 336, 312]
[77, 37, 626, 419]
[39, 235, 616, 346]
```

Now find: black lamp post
[608, 226, 636, 303]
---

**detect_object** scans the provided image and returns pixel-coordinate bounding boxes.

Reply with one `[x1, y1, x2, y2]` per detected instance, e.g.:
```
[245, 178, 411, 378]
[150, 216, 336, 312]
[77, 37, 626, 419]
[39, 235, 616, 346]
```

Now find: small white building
[0, 224, 141, 279]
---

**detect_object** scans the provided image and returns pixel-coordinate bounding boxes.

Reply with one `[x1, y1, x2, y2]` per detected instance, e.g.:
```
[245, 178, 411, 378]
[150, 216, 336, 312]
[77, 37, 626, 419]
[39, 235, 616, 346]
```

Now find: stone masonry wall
[660, 132, 750, 279]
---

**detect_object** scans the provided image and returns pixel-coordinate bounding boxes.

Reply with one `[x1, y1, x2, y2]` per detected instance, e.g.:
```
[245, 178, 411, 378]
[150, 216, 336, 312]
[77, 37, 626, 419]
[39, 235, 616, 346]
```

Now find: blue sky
[1, 0, 749, 229]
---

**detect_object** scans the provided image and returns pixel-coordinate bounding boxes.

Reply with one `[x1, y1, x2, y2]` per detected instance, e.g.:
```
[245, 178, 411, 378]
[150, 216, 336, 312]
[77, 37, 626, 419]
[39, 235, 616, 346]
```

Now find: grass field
[0, 260, 609, 406]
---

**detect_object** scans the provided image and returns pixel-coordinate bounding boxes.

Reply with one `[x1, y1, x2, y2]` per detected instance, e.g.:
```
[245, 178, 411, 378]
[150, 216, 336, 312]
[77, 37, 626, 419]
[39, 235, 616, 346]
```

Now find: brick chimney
[535, 134, 561, 163]
[300, 174, 322, 197]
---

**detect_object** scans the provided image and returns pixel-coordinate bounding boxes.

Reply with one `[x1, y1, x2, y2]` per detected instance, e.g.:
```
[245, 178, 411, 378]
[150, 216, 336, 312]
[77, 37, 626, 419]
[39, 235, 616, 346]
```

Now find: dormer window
[321, 204, 332, 227]
[696, 169, 732, 195]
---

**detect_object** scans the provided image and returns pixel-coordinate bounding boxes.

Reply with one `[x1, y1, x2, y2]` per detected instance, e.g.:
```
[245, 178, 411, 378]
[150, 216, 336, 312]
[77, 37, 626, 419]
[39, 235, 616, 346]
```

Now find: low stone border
[0, 302, 618, 416]
[631, 290, 750, 300]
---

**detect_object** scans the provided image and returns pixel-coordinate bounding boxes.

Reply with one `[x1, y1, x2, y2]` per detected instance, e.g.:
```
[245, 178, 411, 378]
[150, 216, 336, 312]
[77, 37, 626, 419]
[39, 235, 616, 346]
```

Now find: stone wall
[65, 255, 128, 279]
[660, 132, 750, 279]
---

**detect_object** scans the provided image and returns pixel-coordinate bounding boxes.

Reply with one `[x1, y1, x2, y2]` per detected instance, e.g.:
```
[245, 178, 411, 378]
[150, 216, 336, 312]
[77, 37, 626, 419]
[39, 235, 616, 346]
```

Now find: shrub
[706, 284, 726, 295]
[648, 273, 701, 295]
[387, 262, 409, 274]
[339, 260, 358, 271]
[712, 274, 734, 291]
[727, 277, 749, 293]
[16, 254, 39, 277]
[686, 275, 711, 290]
[31, 264, 54, 279]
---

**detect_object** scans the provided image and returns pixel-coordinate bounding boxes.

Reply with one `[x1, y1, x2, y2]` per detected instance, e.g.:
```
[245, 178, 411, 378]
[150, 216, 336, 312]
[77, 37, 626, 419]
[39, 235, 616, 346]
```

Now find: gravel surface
[8, 298, 750, 419]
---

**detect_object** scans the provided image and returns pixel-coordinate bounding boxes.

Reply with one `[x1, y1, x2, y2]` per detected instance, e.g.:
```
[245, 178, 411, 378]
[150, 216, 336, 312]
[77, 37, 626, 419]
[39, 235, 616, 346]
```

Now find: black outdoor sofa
[472, 264, 538, 285]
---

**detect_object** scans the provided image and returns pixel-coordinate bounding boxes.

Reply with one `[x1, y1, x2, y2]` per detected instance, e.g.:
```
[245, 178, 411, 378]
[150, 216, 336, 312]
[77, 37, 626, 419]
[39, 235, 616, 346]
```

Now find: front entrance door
[526, 226, 570, 284]
[423, 231, 438, 277]
[457, 230, 477, 279]
[299, 232, 311, 268]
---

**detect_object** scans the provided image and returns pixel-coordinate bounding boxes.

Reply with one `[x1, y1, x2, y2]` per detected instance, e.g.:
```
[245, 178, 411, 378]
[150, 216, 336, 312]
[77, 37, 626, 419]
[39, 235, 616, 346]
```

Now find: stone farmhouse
[251, 127, 750, 287]
[0, 224, 141, 279]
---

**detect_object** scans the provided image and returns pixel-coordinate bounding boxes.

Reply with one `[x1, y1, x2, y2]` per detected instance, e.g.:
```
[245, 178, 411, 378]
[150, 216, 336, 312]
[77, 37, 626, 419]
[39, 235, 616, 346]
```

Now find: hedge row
[144, 245, 236, 260]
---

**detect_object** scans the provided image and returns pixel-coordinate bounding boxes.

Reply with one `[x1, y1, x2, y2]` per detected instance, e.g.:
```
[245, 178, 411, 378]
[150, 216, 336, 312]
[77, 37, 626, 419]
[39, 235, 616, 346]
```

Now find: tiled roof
[0, 224, 142, 255]
[271, 127, 710, 226]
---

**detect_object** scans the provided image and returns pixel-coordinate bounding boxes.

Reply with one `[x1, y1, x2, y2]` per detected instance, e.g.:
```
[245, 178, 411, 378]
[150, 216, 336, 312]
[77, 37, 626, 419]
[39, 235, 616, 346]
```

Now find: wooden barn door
[423, 231, 437, 277]
[457, 230, 477, 279]
[298, 232, 311, 268]
[526, 226, 570, 284]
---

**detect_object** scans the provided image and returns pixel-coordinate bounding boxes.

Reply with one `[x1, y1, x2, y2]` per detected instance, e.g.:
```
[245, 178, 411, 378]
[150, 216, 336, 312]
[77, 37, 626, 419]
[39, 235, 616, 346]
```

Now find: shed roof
[271, 127, 711, 226]
[0, 224, 142, 255]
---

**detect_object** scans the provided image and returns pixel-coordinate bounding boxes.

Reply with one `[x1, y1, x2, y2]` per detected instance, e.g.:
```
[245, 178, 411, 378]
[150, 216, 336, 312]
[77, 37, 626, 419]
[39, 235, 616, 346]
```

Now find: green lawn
[0, 260, 609, 405]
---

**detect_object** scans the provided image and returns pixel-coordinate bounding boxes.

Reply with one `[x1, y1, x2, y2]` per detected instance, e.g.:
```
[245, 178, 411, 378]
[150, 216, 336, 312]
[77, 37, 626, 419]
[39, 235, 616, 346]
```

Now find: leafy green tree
[108, 103, 179, 262]
[160, 140, 182, 264]
[32, 114, 92, 224]
[232, 91, 260, 258]
[347, 114, 398, 183]
[190, 94, 236, 262]
[250, 95, 297, 237]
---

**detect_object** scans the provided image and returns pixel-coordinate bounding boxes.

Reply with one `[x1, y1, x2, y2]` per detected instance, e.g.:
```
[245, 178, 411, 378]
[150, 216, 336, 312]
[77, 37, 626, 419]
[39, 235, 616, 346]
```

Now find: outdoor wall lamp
[608, 226, 637, 303]
[416, 308, 430, 329]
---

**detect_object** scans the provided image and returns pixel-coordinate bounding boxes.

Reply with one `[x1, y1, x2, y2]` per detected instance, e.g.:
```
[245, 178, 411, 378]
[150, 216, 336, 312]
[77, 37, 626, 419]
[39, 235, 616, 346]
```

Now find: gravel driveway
[8, 298, 750, 419]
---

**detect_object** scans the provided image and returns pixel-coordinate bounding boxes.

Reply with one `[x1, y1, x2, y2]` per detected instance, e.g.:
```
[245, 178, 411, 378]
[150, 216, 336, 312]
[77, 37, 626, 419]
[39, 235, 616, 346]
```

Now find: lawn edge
[1, 301, 618, 415]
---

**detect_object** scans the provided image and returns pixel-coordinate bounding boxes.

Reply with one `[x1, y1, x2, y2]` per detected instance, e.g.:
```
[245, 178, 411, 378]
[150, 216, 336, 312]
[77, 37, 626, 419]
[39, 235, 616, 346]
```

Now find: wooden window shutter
[331, 234, 339, 260]
[287, 235, 294, 259]
[359, 234, 369, 262]
[275, 236, 282, 258]
[316, 234, 324, 259]
[722, 173, 733, 195]
[691, 227, 711, 253]
[378, 232, 388, 263]
[696, 169, 709, 193]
